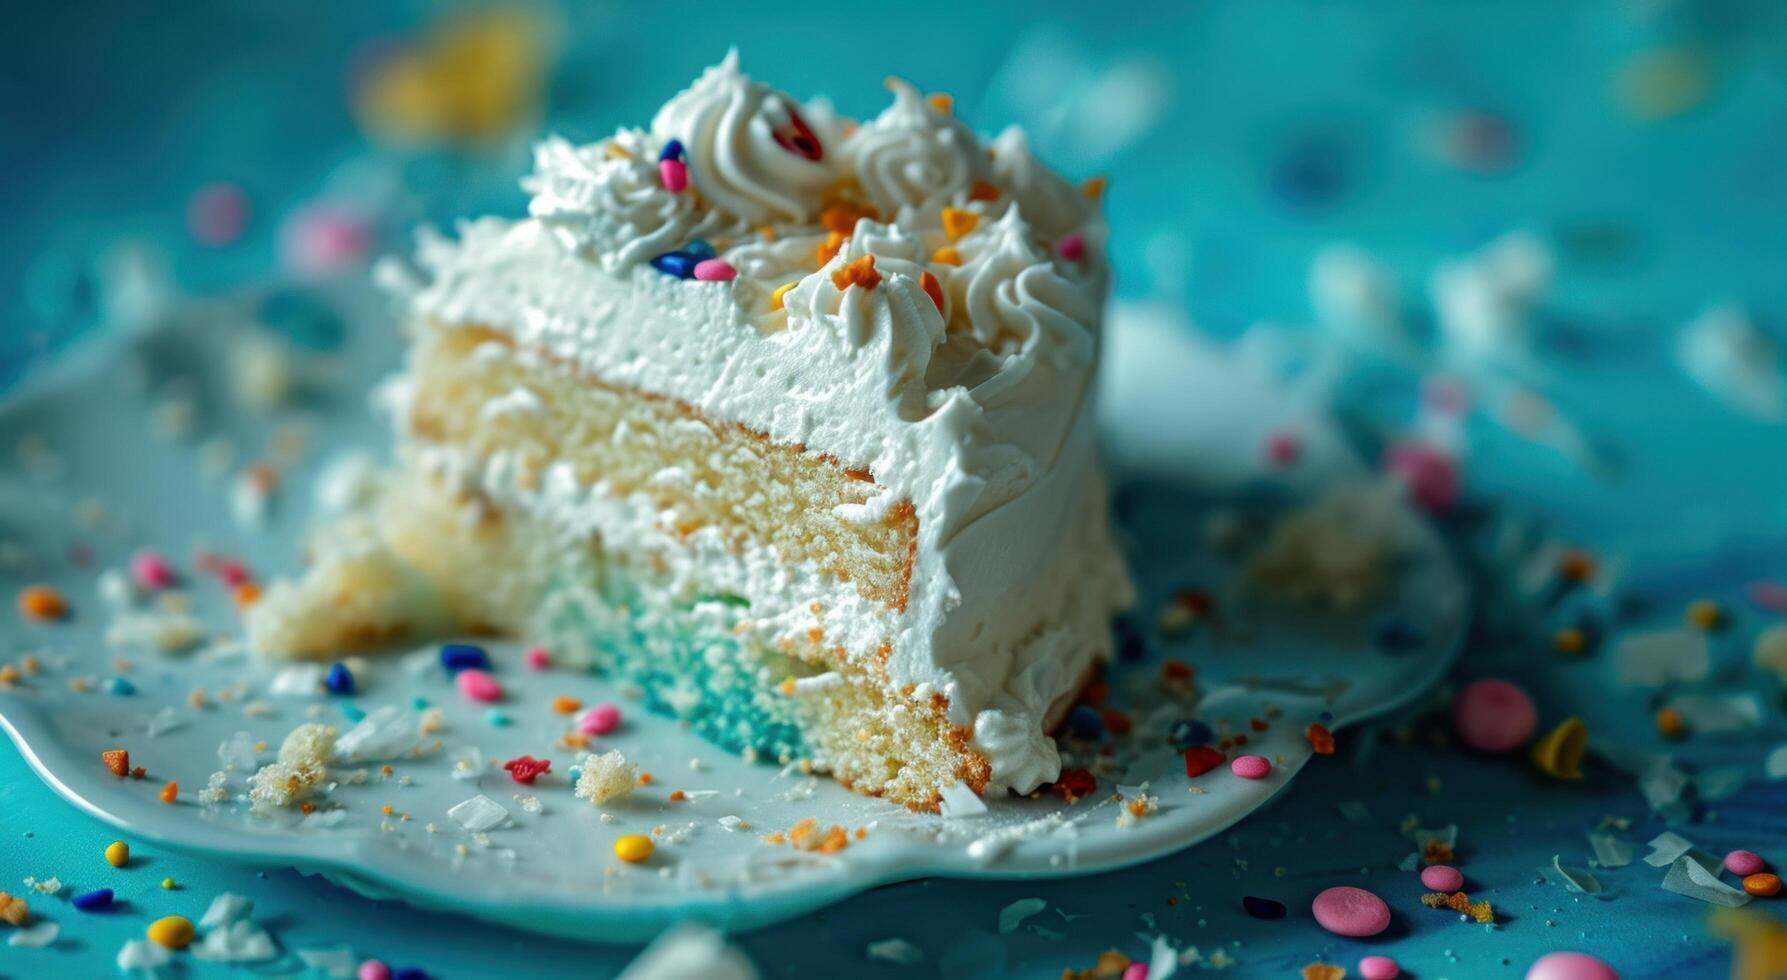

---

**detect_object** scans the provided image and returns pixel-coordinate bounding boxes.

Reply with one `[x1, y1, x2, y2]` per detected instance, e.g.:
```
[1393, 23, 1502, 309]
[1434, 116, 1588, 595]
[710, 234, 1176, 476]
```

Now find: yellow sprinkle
[161, 877, 176, 890]
[105, 840, 130, 868]
[1687, 599, 1723, 630]
[147, 914, 195, 949]
[1553, 627, 1587, 654]
[771, 281, 796, 312]
[1081, 176, 1109, 201]
[1656, 706, 1685, 739]
[1530, 717, 1587, 780]
[614, 834, 654, 863]
[931, 246, 962, 267]
[941, 207, 979, 242]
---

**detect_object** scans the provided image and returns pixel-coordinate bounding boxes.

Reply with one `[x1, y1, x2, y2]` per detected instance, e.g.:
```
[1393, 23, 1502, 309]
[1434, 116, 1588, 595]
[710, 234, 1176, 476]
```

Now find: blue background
[5, 1, 1787, 977]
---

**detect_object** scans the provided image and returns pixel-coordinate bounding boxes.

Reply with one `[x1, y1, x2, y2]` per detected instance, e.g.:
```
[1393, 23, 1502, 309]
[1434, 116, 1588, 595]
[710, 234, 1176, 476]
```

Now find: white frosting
[397, 53, 1130, 794]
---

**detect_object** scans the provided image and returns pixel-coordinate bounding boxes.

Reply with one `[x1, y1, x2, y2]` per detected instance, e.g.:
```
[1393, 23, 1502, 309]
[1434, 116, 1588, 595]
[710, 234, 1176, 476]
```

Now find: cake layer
[405, 322, 918, 612]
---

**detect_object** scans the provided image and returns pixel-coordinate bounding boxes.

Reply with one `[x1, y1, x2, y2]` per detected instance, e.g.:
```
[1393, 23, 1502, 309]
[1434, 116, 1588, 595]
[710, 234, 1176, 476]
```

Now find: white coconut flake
[334, 705, 421, 760]
[192, 920, 278, 962]
[268, 664, 325, 697]
[297, 946, 359, 978]
[200, 892, 254, 929]
[8, 920, 59, 948]
[998, 897, 1047, 934]
[1587, 831, 1634, 869]
[448, 794, 509, 833]
[1643, 831, 1702, 868]
[118, 938, 172, 973]
[866, 937, 925, 966]
[938, 781, 989, 819]
[145, 705, 185, 738]
[1662, 852, 1751, 907]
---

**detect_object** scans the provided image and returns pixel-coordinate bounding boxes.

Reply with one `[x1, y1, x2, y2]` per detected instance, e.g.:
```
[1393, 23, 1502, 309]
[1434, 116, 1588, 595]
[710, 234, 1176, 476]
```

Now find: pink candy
[1311, 886, 1390, 938]
[280, 203, 371, 278]
[1451, 678, 1537, 753]
[578, 702, 621, 736]
[1058, 232, 1087, 261]
[693, 259, 738, 282]
[1420, 864, 1464, 892]
[131, 550, 177, 590]
[455, 668, 503, 703]
[1358, 955, 1401, 980]
[1726, 850, 1766, 876]
[1120, 963, 1148, 980]
[358, 960, 392, 980]
[660, 159, 689, 193]
[1230, 755, 1271, 780]
[1525, 951, 1618, 980]
[525, 647, 551, 671]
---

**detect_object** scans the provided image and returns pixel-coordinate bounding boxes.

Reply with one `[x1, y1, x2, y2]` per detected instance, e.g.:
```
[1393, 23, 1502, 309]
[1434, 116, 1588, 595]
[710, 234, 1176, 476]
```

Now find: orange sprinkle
[21, 654, 40, 673]
[1686, 599, 1723, 630]
[1101, 710, 1133, 736]
[552, 696, 582, 715]
[761, 832, 787, 845]
[70, 677, 91, 693]
[831, 255, 881, 291]
[1160, 660, 1195, 682]
[668, 789, 687, 802]
[560, 733, 589, 750]
[1305, 722, 1336, 754]
[919, 270, 945, 312]
[1249, 718, 1269, 732]
[756, 224, 778, 241]
[300, 802, 315, 814]
[940, 207, 979, 242]
[931, 246, 962, 266]
[1081, 176, 1109, 201]
[778, 677, 797, 696]
[1557, 551, 1596, 583]
[770, 281, 796, 311]
[1553, 627, 1587, 654]
[1423, 839, 1456, 864]
[18, 585, 67, 621]
[381, 764, 394, 775]
[1744, 873, 1782, 897]
[820, 202, 878, 235]
[381, 804, 394, 816]
[788, 817, 818, 845]
[254, 740, 268, 752]
[0, 665, 19, 687]
[159, 781, 178, 804]
[927, 92, 953, 114]
[968, 181, 999, 201]
[232, 583, 263, 609]
[1655, 706, 1686, 738]
[130, 766, 146, 780]
[637, 771, 653, 786]
[102, 749, 129, 777]
[816, 231, 846, 266]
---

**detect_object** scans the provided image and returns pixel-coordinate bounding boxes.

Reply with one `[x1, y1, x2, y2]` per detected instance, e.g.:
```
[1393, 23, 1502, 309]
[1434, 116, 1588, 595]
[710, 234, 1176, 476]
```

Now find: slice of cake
[248, 52, 1132, 810]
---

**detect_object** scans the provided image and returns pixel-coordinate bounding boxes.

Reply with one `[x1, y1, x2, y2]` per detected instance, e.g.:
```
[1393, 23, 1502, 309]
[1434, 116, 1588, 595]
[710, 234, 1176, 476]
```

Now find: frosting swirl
[842, 79, 992, 217]
[648, 50, 836, 226]
[988, 127, 1094, 242]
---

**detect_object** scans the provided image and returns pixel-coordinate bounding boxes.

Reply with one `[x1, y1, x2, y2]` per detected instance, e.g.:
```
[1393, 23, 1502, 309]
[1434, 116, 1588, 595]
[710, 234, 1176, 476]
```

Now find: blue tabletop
[4, 2, 1787, 977]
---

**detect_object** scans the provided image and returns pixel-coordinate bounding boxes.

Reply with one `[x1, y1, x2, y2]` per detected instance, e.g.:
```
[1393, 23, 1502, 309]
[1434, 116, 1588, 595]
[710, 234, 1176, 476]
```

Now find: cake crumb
[573, 750, 637, 805]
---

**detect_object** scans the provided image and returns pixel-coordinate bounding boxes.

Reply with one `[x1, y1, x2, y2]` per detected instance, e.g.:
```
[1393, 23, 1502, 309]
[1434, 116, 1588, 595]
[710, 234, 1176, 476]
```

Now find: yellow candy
[161, 878, 176, 890]
[147, 914, 194, 949]
[104, 841, 130, 868]
[613, 834, 654, 863]
[1530, 717, 1587, 780]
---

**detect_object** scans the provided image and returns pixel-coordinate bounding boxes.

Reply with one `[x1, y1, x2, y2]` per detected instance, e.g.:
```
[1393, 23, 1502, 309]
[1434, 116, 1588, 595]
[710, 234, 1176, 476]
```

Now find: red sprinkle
[502, 755, 552, 784]
[1051, 768, 1098, 802]
[1184, 746, 1225, 778]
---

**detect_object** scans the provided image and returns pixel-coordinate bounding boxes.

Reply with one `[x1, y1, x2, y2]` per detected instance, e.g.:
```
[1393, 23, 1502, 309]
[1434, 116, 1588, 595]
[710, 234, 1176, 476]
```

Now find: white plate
[0, 285, 1466, 942]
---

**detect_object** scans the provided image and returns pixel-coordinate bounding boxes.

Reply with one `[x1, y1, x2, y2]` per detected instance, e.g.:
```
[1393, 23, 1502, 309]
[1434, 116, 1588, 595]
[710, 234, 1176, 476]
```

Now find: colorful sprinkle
[102, 749, 130, 777]
[359, 962, 393, 980]
[1305, 723, 1336, 754]
[159, 781, 178, 804]
[483, 708, 511, 727]
[1727, 850, 1767, 876]
[649, 251, 700, 279]
[1311, 886, 1390, 938]
[18, 585, 67, 621]
[1058, 232, 1087, 261]
[940, 207, 979, 242]
[71, 888, 114, 911]
[614, 834, 654, 863]
[1744, 873, 1781, 897]
[161, 878, 176, 890]
[1183, 746, 1225, 778]
[1051, 768, 1098, 802]
[770, 281, 797, 311]
[1421, 865, 1464, 892]
[325, 662, 355, 695]
[1451, 679, 1537, 752]
[147, 914, 194, 949]
[552, 696, 583, 715]
[931, 246, 962, 266]
[524, 647, 551, 671]
[919, 270, 945, 312]
[1530, 717, 1587, 780]
[109, 677, 135, 696]
[454, 668, 503, 703]
[658, 139, 684, 163]
[659, 158, 689, 193]
[1066, 705, 1105, 739]
[578, 702, 621, 735]
[693, 258, 737, 281]
[1231, 755, 1271, 780]
[1524, 951, 1618, 980]
[967, 181, 999, 201]
[1686, 599, 1723, 630]
[105, 841, 130, 867]
[831, 254, 881, 291]
[438, 644, 490, 673]
[1358, 955, 1401, 980]
[131, 551, 177, 590]
[502, 755, 551, 784]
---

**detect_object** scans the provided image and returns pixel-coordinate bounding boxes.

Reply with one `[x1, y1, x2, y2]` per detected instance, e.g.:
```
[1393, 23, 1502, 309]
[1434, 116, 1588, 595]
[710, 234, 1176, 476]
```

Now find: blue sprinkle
[650, 252, 699, 279]
[1113, 616, 1146, 662]
[684, 239, 716, 260]
[325, 662, 354, 695]
[567, 765, 581, 782]
[1319, 710, 1335, 724]
[658, 138, 684, 162]
[393, 970, 430, 980]
[1369, 614, 1425, 653]
[484, 708, 511, 728]
[1066, 705, 1105, 740]
[1168, 719, 1214, 748]
[342, 703, 366, 723]
[107, 677, 135, 696]
[72, 888, 114, 911]
[439, 644, 489, 673]
[411, 696, 430, 710]
[1242, 895, 1286, 919]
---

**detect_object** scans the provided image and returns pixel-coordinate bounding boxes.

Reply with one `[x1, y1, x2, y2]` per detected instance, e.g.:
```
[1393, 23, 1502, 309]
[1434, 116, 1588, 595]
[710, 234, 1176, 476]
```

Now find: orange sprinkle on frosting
[770, 281, 796, 311]
[1081, 176, 1109, 201]
[940, 207, 979, 242]
[831, 255, 881, 291]
[931, 246, 962, 266]
[927, 92, 954, 114]
[919, 270, 945, 312]
[816, 231, 846, 266]
[18, 585, 67, 621]
[968, 181, 999, 201]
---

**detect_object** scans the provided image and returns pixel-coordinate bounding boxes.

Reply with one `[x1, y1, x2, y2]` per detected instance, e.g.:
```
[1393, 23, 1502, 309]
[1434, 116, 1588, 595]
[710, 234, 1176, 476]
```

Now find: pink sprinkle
[578, 702, 621, 736]
[131, 550, 177, 590]
[1525, 951, 1618, 980]
[525, 647, 552, 671]
[280, 203, 371, 278]
[1384, 439, 1460, 512]
[358, 961, 392, 980]
[1058, 232, 1087, 261]
[1747, 581, 1787, 615]
[1451, 678, 1537, 753]
[1420, 864, 1464, 892]
[187, 182, 251, 247]
[693, 258, 737, 282]
[1726, 849, 1767, 877]
[1120, 963, 1148, 980]
[455, 668, 503, 703]
[1311, 885, 1390, 938]
[1359, 955, 1401, 980]
[1230, 755, 1271, 780]
[219, 560, 252, 588]
[1264, 432, 1301, 466]
[660, 158, 689, 193]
